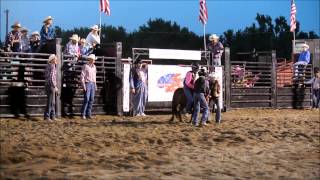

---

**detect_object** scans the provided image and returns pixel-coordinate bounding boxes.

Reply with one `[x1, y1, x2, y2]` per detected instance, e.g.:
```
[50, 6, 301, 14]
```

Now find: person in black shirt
[191, 69, 210, 127]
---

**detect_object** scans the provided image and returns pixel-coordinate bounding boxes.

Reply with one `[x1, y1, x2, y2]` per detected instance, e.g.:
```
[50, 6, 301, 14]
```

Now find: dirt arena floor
[0, 109, 319, 180]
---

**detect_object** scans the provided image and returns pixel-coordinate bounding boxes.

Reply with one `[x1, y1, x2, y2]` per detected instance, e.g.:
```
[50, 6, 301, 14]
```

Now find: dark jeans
[183, 86, 193, 113]
[192, 93, 209, 125]
[44, 86, 55, 118]
[81, 82, 95, 117]
[212, 98, 221, 122]
[312, 89, 320, 108]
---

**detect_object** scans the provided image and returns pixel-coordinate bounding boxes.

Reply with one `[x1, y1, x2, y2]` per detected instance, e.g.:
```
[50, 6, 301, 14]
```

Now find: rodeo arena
[0, 1, 320, 179]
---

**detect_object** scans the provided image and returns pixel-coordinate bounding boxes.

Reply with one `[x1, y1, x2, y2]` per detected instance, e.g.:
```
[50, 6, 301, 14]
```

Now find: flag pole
[99, 11, 102, 38]
[203, 24, 207, 50]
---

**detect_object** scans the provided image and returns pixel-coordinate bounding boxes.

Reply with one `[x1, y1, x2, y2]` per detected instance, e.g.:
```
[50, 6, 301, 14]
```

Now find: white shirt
[85, 32, 100, 46]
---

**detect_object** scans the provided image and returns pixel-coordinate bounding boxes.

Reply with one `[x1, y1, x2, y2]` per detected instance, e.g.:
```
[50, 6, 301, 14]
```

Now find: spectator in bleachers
[5, 22, 22, 52]
[305, 67, 320, 109]
[79, 38, 92, 57]
[294, 43, 310, 79]
[40, 16, 56, 53]
[30, 31, 41, 53]
[20, 28, 30, 53]
[207, 34, 224, 66]
[44, 54, 58, 122]
[86, 25, 100, 49]
[80, 54, 97, 119]
[65, 34, 80, 58]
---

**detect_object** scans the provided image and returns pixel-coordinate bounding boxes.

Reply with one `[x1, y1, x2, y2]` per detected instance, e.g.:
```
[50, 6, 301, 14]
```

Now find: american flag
[199, 0, 208, 25]
[290, 0, 297, 32]
[100, 0, 110, 16]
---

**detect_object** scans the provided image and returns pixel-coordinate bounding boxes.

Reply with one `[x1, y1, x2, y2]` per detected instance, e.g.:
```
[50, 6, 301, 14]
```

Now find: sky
[0, 0, 319, 42]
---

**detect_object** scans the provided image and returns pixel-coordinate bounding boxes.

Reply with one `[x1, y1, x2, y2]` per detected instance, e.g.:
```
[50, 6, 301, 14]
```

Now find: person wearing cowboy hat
[80, 54, 97, 119]
[79, 38, 93, 56]
[20, 28, 30, 53]
[39, 16, 56, 53]
[207, 34, 224, 66]
[182, 62, 200, 116]
[129, 59, 148, 116]
[30, 31, 41, 53]
[293, 43, 311, 79]
[207, 72, 222, 123]
[85, 25, 101, 48]
[44, 54, 59, 122]
[65, 34, 80, 57]
[4, 22, 22, 52]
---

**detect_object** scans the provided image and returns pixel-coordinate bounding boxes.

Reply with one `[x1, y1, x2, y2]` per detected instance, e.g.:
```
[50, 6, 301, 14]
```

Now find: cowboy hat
[11, 22, 21, 28]
[302, 43, 309, 49]
[48, 54, 56, 63]
[43, 16, 54, 23]
[191, 62, 200, 69]
[31, 31, 40, 36]
[69, 34, 79, 41]
[87, 54, 96, 60]
[91, 25, 99, 31]
[20, 27, 29, 32]
[208, 72, 218, 79]
[209, 34, 219, 41]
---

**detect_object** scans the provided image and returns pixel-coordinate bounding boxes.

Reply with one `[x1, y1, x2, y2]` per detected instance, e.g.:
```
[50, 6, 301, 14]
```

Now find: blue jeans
[312, 89, 320, 108]
[183, 86, 193, 113]
[44, 86, 55, 119]
[81, 82, 95, 117]
[192, 93, 209, 125]
[132, 83, 148, 115]
[212, 98, 221, 122]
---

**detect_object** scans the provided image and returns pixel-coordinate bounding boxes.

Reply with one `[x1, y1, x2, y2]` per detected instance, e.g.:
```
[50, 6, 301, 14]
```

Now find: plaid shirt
[45, 64, 57, 88]
[81, 63, 97, 89]
[5, 30, 22, 52]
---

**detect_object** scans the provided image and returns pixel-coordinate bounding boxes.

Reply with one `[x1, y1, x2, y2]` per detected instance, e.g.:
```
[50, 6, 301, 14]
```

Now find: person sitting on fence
[86, 25, 100, 50]
[20, 28, 30, 53]
[44, 54, 59, 122]
[305, 67, 320, 109]
[39, 16, 56, 53]
[65, 34, 80, 58]
[30, 31, 41, 53]
[129, 60, 148, 116]
[191, 68, 210, 127]
[207, 34, 224, 66]
[79, 38, 92, 57]
[5, 22, 22, 52]
[80, 54, 97, 120]
[293, 43, 310, 79]
[207, 72, 222, 123]
[182, 62, 200, 116]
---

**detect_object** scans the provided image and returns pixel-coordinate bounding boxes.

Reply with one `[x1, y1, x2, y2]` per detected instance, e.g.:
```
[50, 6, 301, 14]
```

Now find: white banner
[149, 49, 201, 60]
[122, 64, 130, 112]
[148, 65, 190, 102]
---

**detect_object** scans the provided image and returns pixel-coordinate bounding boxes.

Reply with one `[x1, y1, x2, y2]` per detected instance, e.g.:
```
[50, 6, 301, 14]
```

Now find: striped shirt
[45, 64, 57, 88]
[81, 63, 97, 89]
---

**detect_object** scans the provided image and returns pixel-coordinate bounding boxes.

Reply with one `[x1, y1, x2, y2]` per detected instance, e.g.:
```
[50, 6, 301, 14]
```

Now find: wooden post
[115, 42, 123, 116]
[271, 50, 277, 109]
[55, 38, 62, 118]
[224, 47, 231, 111]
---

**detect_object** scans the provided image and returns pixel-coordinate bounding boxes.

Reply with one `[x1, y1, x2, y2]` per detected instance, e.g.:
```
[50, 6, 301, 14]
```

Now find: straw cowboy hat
[302, 43, 309, 49]
[91, 25, 100, 31]
[208, 72, 218, 80]
[31, 31, 40, 36]
[209, 34, 219, 41]
[69, 34, 80, 41]
[43, 16, 54, 23]
[87, 54, 96, 60]
[11, 22, 21, 28]
[48, 54, 56, 63]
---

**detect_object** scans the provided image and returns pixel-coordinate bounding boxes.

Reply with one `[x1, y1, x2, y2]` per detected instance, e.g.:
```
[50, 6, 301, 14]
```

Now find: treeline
[2, 13, 316, 59]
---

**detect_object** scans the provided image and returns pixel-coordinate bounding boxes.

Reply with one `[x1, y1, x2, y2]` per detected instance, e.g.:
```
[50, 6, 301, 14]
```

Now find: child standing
[306, 67, 320, 109]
